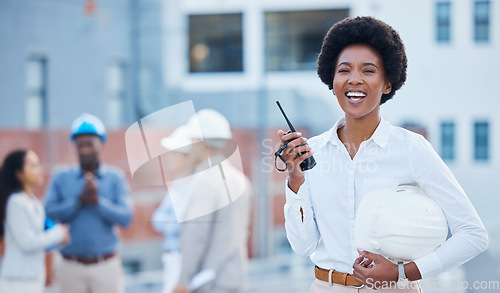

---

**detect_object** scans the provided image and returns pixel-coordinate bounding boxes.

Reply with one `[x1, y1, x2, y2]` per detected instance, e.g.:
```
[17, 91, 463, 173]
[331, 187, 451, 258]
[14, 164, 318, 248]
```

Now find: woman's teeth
[346, 92, 366, 97]
[346, 92, 366, 103]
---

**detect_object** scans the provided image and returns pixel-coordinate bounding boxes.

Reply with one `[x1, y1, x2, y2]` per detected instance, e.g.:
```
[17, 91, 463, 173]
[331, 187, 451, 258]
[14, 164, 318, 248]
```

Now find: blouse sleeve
[409, 135, 488, 279]
[283, 173, 321, 257]
[6, 196, 64, 252]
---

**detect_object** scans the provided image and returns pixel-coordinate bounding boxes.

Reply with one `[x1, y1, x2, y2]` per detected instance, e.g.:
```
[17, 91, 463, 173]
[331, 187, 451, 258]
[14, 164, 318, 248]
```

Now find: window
[436, 2, 451, 42]
[474, 121, 489, 161]
[474, 1, 490, 42]
[189, 14, 243, 72]
[107, 63, 126, 127]
[265, 9, 349, 71]
[440, 121, 455, 160]
[25, 57, 48, 129]
[401, 122, 428, 139]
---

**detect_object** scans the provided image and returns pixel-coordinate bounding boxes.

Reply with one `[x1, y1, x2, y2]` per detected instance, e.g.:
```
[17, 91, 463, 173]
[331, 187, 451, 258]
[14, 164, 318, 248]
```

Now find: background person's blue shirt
[44, 164, 133, 257]
[151, 196, 181, 252]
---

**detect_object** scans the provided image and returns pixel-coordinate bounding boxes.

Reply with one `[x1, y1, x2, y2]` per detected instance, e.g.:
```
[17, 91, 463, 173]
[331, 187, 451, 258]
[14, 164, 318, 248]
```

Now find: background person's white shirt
[0, 192, 64, 281]
[284, 117, 488, 279]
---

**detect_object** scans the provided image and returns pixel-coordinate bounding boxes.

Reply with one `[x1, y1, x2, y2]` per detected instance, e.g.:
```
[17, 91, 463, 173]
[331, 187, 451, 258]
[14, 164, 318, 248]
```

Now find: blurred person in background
[0, 149, 70, 293]
[45, 113, 133, 293]
[152, 125, 196, 293]
[173, 109, 252, 293]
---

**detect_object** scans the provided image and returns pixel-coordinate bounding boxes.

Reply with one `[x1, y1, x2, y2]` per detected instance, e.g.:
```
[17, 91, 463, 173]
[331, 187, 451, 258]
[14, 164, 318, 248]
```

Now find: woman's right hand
[59, 225, 71, 246]
[277, 130, 314, 193]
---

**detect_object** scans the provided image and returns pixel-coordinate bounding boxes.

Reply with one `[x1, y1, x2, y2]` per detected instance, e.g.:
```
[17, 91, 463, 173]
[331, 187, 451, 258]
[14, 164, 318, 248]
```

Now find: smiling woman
[276, 16, 488, 293]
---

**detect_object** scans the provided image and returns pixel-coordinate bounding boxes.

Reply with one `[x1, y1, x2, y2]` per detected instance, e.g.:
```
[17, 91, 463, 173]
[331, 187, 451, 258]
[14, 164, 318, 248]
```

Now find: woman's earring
[333, 90, 336, 96]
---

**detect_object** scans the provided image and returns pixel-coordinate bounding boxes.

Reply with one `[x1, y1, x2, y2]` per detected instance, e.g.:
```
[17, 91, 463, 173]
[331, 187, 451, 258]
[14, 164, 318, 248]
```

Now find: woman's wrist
[404, 262, 422, 281]
[288, 174, 305, 194]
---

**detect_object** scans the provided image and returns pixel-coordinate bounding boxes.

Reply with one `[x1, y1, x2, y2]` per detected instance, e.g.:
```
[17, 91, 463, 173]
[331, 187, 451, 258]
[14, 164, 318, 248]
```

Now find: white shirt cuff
[285, 177, 312, 209]
[46, 224, 65, 247]
[413, 251, 444, 279]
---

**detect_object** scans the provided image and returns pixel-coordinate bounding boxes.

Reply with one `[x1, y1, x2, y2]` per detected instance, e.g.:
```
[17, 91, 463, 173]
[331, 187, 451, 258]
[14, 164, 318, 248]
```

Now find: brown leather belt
[314, 266, 364, 287]
[62, 252, 116, 265]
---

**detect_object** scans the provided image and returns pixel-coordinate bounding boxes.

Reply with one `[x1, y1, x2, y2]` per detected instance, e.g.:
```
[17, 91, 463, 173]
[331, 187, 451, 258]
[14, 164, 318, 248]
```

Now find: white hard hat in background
[187, 109, 232, 140]
[160, 125, 192, 153]
[355, 185, 448, 262]
[70, 113, 107, 142]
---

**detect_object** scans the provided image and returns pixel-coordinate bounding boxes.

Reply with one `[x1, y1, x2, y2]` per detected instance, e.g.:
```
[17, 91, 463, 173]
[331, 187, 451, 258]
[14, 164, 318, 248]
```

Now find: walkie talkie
[275, 101, 316, 172]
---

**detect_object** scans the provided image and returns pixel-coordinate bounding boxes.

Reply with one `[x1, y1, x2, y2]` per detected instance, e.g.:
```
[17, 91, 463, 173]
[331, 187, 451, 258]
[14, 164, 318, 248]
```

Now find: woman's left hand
[352, 249, 398, 288]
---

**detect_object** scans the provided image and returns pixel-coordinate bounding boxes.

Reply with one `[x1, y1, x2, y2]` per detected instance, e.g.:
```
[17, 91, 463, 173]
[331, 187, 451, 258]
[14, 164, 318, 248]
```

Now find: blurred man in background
[45, 113, 133, 293]
[173, 109, 252, 293]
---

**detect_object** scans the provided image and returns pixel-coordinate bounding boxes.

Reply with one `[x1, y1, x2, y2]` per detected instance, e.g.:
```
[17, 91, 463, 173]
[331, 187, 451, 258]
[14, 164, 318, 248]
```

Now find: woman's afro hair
[317, 16, 407, 104]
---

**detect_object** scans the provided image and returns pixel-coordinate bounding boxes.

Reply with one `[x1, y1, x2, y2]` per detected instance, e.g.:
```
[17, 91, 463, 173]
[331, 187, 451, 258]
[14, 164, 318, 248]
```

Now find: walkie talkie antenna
[276, 101, 296, 132]
[274, 100, 317, 172]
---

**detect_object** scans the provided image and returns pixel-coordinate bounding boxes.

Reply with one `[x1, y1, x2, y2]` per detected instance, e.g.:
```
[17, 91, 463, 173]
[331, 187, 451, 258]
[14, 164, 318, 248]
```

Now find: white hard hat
[70, 113, 107, 142]
[355, 185, 448, 262]
[160, 125, 192, 153]
[187, 109, 232, 140]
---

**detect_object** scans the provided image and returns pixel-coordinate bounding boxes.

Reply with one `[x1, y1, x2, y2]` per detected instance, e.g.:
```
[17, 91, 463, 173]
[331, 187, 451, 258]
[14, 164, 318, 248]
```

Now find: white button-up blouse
[284, 117, 488, 279]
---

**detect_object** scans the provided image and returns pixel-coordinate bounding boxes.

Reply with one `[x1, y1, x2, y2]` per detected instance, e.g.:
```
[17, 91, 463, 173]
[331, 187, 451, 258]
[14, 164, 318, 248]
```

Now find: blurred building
[0, 0, 499, 287]
[0, 0, 135, 129]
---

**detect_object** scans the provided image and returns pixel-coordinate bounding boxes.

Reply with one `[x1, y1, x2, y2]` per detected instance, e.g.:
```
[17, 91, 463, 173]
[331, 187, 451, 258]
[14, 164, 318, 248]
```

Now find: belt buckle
[350, 284, 365, 289]
[328, 269, 334, 286]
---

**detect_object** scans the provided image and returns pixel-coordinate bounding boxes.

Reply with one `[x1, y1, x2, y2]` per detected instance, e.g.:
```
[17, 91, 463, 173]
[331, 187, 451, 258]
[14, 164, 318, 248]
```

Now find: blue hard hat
[70, 113, 107, 142]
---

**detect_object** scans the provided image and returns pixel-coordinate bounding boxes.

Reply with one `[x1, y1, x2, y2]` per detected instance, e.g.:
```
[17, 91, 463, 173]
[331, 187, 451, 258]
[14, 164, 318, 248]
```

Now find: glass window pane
[189, 14, 243, 73]
[475, 23, 489, 41]
[26, 95, 43, 129]
[107, 63, 126, 127]
[265, 9, 349, 71]
[440, 121, 455, 160]
[474, 1, 490, 42]
[474, 121, 489, 161]
[436, 2, 451, 42]
[26, 60, 44, 89]
[476, 1, 489, 20]
[25, 57, 47, 129]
